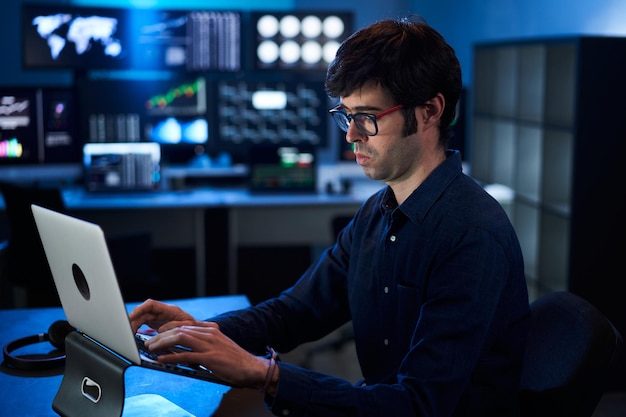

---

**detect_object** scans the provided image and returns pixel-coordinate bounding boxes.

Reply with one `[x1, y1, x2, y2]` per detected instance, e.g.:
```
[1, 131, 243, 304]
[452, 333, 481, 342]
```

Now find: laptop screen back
[31, 204, 143, 365]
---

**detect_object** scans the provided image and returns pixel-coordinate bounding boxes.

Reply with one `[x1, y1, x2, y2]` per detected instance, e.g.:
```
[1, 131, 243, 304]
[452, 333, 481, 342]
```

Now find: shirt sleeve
[266, 362, 418, 417]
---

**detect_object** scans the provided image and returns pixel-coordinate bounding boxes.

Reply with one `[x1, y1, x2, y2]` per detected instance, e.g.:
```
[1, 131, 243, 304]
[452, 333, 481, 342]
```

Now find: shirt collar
[379, 150, 463, 223]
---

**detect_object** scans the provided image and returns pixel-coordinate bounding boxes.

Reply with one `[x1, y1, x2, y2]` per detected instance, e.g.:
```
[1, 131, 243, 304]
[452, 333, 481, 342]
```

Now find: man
[130, 15, 529, 417]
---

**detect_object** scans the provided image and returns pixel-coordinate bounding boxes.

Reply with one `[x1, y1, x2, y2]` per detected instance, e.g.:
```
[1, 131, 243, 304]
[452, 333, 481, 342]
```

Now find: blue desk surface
[0, 295, 250, 416]
[0, 187, 369, 211]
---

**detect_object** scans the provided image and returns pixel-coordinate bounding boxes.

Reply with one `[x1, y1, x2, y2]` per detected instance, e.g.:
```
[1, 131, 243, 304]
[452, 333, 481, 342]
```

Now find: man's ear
[420, 93, 445, 125]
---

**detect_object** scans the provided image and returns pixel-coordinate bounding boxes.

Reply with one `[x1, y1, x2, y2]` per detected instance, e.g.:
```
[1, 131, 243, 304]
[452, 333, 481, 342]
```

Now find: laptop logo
[72, 263, 91, 300]
[81, 377, 101, 403]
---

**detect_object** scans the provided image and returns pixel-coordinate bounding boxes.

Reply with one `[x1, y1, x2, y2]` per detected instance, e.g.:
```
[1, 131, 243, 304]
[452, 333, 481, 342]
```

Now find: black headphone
[2, 320, 75, 371]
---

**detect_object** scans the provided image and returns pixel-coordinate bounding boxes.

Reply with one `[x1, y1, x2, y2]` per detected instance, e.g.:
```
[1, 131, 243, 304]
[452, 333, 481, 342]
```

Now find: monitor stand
[52, 331, 129, 417]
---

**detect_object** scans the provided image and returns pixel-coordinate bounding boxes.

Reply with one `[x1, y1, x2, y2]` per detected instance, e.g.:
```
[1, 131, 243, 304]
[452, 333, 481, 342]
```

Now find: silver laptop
[31, 204, 230, 386]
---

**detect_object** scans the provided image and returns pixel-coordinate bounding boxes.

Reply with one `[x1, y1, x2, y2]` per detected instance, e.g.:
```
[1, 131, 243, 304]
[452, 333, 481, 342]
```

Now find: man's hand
[143, 322, 276, 391]
[129, 299, 202, 334]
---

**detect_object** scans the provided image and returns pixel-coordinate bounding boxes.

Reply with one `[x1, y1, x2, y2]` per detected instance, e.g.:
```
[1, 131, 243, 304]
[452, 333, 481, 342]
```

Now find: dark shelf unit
[471, 36, 626, 341]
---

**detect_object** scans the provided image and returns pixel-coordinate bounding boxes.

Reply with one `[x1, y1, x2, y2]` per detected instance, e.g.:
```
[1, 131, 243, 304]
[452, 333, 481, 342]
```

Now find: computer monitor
[0, 86, 79, 165]
[22, 4, 130, 70]
[76, 76, 211, 164]
[251, 11, 353, 71]
[82, 142, 161, 192]
[0, 88, 38, 164]
[22, 4, 242, 72]
[247, 144, 317, 193]
[212, 78, 330, 148]
[137, 9, 241, 72]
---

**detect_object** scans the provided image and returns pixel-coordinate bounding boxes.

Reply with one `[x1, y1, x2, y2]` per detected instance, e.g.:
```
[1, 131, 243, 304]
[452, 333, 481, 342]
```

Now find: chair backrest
[0, 181, 159, 306]
[520, 291, 624, 417]
[0, 181, 66, 306]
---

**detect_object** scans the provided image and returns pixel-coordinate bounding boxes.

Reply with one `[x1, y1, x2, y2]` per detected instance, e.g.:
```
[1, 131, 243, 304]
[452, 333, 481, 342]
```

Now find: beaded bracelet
[261, 346, 278, 394]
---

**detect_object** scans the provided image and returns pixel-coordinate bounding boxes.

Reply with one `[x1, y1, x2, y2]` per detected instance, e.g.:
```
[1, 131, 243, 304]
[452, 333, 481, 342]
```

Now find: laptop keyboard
[134, 332, 227, 385]
[135, 333, 179, 360]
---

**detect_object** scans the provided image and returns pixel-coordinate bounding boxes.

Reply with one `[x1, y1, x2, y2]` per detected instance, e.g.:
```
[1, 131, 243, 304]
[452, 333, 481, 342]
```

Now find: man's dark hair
[325, 15, 462, 144]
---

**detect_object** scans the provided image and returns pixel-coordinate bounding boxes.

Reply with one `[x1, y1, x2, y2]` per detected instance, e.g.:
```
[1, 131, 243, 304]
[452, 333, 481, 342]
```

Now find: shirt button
[384, 339, 389, 346]
[384, 286, 389, 294]
[281, 409, 290, 416]
[389, 235, 396, 242]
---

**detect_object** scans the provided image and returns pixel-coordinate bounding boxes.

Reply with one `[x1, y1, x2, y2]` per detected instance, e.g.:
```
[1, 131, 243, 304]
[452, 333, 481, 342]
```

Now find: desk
[1, 187, 367, 299]
[0, 295, 250, 416]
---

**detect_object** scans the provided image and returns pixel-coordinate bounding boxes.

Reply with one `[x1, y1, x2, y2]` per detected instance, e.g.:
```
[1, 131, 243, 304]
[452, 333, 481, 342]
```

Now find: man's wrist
[259, 347, 279, 396]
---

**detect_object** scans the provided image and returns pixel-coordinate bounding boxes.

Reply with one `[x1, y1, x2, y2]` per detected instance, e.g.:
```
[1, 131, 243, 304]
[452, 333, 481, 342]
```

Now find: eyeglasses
[329, 104, 404, 136]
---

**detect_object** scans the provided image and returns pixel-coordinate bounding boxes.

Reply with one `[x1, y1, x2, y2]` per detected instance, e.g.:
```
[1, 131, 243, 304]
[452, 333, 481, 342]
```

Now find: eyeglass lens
[331, 111, 378, 136]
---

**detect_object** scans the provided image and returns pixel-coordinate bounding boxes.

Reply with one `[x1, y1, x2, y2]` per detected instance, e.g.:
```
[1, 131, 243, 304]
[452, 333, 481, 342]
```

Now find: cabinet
[470, 37, 626, 339]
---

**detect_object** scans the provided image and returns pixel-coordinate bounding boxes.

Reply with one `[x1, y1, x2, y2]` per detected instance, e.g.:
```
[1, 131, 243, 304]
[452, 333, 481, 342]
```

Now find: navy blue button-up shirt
[211, 151, 530, 417]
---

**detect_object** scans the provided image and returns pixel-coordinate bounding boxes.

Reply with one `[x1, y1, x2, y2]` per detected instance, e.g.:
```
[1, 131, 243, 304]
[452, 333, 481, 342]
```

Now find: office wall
[410, 0, 626, 86]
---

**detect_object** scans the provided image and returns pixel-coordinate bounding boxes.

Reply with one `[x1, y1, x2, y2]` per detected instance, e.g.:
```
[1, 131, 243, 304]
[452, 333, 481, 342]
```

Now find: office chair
[0, 181, 65, 307]
[519, 290, 625, 417]
[0, 181, 157, 307]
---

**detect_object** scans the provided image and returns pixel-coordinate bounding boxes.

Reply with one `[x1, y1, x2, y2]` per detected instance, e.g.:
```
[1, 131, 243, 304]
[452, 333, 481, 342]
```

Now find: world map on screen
[31, 14, 123, 60]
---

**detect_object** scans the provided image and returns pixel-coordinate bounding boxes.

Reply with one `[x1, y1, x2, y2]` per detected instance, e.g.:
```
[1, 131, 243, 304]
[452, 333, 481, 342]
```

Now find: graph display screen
[0, 87, 79, 165]
[22, 4, 242, 71]
[0, 89, 37, 163]
[77, 77, 212, 163]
